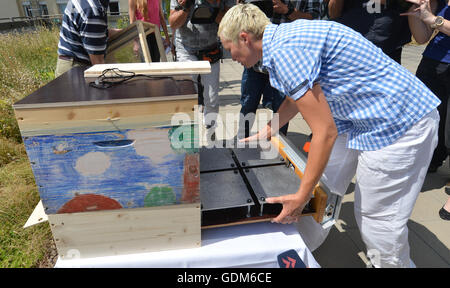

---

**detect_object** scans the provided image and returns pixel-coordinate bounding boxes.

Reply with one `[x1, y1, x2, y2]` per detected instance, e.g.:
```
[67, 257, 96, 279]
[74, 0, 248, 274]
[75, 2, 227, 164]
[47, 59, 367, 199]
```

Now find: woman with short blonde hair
[218, 4, 271, 43]
[218, 2, 441, 267]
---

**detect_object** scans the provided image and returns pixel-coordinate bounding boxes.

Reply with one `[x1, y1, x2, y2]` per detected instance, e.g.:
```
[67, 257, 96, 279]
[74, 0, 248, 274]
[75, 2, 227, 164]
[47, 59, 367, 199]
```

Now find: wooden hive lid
[13, 67, 200, 136]
[13, 66, 198, 110]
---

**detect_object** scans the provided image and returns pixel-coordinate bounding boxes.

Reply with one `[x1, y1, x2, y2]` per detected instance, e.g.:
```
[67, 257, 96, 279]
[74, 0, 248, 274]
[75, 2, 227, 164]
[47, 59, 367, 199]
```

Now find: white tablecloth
[55, 222, 320, 268]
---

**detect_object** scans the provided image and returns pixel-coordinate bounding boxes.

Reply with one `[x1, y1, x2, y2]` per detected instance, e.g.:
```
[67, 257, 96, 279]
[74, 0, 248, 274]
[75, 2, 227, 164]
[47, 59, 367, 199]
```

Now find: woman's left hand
[266, 193, 310, 224]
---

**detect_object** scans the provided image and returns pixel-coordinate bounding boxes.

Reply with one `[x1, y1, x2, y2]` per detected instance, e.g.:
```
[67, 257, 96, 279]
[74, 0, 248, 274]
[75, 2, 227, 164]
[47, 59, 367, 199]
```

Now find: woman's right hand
[238, 124, 273, 144]
[401, 0, 436, 26]
[177, 0, 191, 8]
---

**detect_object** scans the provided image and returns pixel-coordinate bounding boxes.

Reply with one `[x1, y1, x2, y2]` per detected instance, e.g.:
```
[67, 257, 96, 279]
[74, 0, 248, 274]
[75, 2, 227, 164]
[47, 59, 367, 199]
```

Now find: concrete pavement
[213, 44, 450, 268]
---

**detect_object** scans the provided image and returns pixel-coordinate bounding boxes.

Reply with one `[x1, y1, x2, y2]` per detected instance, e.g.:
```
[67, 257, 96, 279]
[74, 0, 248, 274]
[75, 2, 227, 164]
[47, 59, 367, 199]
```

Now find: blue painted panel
[24, 125, 199, 214]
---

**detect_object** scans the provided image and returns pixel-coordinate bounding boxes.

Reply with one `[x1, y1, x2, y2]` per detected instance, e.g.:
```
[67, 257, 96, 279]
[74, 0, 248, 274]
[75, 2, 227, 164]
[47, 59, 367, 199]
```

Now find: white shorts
[298, 109, 439, 267]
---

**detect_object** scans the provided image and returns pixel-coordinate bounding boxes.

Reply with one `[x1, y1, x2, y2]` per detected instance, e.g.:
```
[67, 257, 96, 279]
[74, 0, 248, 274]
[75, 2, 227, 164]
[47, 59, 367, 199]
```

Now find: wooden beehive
[14, 66, 205, 259]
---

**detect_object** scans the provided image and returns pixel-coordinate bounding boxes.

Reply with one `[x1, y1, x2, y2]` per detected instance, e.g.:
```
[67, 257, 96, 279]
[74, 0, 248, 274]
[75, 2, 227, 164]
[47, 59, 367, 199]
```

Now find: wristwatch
[430, 16, 444, 29]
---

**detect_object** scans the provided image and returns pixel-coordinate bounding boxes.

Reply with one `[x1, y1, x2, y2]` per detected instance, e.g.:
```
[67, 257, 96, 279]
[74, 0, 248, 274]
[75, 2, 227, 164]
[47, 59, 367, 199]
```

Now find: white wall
[119, 0, 129, 13]
[0, 1, 21, 19]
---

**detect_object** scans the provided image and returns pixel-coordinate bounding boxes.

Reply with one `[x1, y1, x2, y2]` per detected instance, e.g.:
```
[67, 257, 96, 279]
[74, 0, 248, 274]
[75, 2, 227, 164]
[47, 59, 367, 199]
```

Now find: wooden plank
[310, 187, 327, 224]
[201, 212, 315, 230]
[83, 61, 211, 80]
[48, 203, 201, 259]
[270, 136, 328, 224]
[14, 92, 197, 110]
[137, 21, 152, 63]
[16, 112, 197, 136]
[16, 100, 197, 137]
[15, 98, 196, 127]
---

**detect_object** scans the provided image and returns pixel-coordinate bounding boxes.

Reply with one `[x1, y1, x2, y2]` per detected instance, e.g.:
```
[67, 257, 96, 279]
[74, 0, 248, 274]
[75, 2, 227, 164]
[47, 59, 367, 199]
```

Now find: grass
[0, 25, 59, 268]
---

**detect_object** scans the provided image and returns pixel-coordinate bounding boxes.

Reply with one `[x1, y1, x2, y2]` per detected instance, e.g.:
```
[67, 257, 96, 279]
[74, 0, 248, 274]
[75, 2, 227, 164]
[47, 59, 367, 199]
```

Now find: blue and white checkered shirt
[262, 20, 440, 151]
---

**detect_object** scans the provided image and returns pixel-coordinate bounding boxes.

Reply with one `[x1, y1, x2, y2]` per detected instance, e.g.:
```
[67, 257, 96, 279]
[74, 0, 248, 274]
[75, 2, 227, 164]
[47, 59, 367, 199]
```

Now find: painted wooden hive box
[13, 67, 202, 258]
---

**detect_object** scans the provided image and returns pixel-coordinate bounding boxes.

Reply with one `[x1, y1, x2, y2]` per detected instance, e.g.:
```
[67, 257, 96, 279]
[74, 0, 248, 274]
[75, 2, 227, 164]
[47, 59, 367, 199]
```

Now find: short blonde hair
[218, 4, 271, 44]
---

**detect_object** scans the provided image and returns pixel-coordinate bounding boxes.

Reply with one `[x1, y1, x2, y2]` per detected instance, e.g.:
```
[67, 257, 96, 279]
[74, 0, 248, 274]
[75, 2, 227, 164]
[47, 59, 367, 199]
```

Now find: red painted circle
[58, 194, 122, 213]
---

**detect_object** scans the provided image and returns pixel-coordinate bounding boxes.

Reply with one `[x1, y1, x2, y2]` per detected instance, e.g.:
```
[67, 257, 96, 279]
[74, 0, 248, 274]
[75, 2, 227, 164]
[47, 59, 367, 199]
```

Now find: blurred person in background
[55, 0, 121, 77]
[401, 0, 449, 219]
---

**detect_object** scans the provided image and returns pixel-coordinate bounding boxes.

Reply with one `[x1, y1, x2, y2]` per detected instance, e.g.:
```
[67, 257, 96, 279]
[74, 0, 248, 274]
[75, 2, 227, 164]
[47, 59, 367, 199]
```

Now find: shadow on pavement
[312, 201, 450, 267]
[421, 168, 449, 192]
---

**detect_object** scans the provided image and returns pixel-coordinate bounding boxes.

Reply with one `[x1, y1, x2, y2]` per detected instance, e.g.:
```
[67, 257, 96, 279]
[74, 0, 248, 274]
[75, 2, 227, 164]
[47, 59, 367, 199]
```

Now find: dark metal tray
[200, 146, 314, 227]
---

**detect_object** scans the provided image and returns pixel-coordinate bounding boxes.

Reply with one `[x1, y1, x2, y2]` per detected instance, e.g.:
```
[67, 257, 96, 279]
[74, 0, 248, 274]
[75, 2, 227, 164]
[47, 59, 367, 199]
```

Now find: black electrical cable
[88, 68, 203, 91]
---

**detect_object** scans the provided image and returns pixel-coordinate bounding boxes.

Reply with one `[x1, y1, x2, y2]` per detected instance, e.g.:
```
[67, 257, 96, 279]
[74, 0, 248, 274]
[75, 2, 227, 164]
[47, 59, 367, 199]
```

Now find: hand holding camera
[180, 0, 220, 24]
[272, 0, 289, 14]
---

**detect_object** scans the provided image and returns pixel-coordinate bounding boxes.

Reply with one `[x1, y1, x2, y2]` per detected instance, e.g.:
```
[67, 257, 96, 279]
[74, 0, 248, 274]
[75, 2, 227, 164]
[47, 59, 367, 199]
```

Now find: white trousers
[298, 109, 439, 267]
[175, 45, 220, 127]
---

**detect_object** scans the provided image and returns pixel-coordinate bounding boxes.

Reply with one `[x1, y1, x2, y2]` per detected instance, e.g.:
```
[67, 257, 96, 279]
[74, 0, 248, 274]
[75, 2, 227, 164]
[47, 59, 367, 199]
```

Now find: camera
[185, 0, 220, 24]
